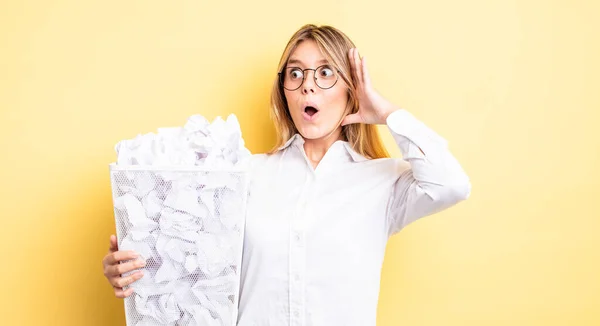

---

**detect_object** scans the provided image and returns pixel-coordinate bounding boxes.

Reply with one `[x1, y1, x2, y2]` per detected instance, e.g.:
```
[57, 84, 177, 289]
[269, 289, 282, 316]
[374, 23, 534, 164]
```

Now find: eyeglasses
[278, 65, 340, 91]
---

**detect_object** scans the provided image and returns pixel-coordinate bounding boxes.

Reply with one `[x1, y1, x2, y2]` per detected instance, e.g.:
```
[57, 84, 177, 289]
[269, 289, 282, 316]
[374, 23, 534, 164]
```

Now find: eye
[319, 66, 335, 78]
[288, 68, 303, 80]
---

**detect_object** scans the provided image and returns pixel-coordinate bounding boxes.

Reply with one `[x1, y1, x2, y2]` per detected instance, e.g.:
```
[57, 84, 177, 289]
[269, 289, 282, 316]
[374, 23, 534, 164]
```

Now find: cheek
[328, 87, 349, 113]
[283, 91, 298, 113]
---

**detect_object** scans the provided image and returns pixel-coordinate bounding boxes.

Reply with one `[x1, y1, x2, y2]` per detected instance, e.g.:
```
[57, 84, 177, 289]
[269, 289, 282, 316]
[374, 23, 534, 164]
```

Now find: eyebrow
[287, 58, 329, 66]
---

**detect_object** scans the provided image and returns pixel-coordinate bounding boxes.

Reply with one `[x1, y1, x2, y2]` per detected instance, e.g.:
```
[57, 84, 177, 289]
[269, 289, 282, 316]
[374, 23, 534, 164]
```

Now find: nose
[301, 71, 316, 94]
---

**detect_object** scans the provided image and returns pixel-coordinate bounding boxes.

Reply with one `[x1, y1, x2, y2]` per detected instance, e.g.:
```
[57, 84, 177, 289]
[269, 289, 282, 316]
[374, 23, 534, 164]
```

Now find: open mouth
[304, 106, 319, 117]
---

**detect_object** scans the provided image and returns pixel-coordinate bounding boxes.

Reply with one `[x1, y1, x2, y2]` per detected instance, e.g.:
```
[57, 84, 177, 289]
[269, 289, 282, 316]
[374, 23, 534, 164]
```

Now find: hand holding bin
[109, 114, 251, 326]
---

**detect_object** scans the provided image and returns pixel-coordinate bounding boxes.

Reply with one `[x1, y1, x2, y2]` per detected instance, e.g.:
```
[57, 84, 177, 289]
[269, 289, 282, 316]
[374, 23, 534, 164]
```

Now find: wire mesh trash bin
[109, 163, 249, 326]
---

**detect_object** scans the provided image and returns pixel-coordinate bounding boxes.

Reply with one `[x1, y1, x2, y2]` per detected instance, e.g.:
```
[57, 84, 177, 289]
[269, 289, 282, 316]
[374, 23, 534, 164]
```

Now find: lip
[302, 110, 319, 121]
[301, 101, 319, 121]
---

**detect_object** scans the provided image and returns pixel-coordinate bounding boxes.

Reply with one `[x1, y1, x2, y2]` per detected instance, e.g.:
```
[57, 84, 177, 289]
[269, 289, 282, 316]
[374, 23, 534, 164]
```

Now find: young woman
[103, 24, 471, 326]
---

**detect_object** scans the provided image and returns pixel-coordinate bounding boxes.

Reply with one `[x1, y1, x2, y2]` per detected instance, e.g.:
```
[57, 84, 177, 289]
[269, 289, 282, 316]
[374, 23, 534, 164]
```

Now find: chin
[299, 130, 324, 140]
[297, 124, 341, 141]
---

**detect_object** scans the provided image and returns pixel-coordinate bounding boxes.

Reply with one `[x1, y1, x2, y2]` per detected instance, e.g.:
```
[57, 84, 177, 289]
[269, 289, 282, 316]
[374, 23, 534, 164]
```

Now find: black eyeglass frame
[278, 65, 341, 91]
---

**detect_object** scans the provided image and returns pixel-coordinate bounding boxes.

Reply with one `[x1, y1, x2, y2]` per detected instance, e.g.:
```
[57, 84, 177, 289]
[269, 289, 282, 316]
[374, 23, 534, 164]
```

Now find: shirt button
[294, 274, 300, 281]
[294, 233, 301, 242]
[294, 311, 300, 318]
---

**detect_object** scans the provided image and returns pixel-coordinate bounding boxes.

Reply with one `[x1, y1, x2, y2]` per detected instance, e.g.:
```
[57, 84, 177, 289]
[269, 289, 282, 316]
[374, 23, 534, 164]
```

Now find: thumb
[109, 235, 119, 252]
[341, 113, 362, 126]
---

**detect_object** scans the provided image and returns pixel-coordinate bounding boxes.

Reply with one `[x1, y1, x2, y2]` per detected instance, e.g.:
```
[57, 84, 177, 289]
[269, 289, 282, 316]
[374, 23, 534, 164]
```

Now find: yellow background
[1, 0, 598, 325]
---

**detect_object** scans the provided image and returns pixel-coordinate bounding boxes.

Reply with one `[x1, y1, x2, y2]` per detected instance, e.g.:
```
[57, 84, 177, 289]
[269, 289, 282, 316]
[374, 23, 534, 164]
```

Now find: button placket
[289, 173, 311, 326]
[289, 222, 306, 325]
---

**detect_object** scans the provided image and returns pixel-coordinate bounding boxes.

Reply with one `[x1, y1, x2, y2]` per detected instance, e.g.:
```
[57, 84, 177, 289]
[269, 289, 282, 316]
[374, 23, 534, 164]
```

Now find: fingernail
[139, 260, 146, 267]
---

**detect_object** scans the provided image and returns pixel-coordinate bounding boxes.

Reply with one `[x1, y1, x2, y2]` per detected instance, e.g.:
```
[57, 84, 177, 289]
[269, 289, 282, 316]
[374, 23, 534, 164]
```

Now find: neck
[302, 127, 344, 168]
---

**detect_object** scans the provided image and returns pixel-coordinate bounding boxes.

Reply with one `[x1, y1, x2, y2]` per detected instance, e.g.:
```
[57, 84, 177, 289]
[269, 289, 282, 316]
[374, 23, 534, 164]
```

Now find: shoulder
[246, 152, 281, 173]
[248, 152, 274, 165]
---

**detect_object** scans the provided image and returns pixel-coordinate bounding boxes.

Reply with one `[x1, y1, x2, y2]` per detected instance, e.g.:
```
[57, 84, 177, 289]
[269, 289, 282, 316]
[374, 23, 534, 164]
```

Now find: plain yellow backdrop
[1, 0, 598, 325]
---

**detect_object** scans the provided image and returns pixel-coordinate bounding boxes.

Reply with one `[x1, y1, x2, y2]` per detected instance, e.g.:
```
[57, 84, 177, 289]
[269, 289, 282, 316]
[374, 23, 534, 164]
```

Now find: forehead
[287, 40, 329, 67]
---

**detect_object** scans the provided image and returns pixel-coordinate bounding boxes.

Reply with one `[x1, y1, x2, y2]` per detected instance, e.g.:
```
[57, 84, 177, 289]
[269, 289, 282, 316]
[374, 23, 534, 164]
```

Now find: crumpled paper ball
[115, 114, 251, 169]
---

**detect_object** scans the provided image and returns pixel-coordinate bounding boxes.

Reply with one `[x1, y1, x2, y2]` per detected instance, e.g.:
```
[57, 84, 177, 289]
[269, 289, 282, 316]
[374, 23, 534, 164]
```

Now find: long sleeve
[385, 109, 471, 236]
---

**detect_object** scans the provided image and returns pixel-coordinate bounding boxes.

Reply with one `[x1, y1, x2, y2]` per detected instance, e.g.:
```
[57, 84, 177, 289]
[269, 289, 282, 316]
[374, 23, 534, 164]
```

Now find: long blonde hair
[268, 24, 389, 159]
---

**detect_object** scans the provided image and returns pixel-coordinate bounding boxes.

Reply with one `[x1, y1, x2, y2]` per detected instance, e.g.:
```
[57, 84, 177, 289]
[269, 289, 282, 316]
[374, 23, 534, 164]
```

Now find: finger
[112, 270, 144, 288]
[348, 48, 357, 82]
[103, 250, 140, 267]
[106, 257, 146, 277]
[353, 48, 364, 86]
[341, 113, 362, 126]
[349, 48, 362, 86]
[361, 56, 372, 89]
[109, 235, 118, 252]
[114, 286, 135, 299]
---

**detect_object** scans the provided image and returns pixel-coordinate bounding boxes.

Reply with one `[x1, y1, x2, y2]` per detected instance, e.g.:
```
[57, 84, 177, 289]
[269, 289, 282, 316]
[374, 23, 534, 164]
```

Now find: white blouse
[236, 109, 471, 326]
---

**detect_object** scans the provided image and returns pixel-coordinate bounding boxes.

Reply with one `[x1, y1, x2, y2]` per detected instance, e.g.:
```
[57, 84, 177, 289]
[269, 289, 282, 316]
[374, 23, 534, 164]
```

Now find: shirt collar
[277, 133, 305, 151]
[342, 142, 369, 162]
[277, 133, 368, 163]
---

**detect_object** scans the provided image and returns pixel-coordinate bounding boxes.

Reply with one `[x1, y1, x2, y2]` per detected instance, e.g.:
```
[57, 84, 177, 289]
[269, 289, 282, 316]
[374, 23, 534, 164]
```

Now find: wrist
[380, 105, 401, 124]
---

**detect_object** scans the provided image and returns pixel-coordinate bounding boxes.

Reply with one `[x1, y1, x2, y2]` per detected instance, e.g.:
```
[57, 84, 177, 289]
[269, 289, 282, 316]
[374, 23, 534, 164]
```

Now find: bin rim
[109, 162, 249, 173]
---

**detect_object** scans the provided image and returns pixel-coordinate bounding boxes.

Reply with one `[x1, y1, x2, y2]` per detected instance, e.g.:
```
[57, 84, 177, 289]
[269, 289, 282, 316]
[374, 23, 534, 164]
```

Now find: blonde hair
[268, 24, 389, 159]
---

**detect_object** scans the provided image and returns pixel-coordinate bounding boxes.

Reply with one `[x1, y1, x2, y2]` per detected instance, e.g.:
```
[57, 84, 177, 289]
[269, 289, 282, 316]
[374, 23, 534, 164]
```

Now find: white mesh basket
[109, 163, 249, 326]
